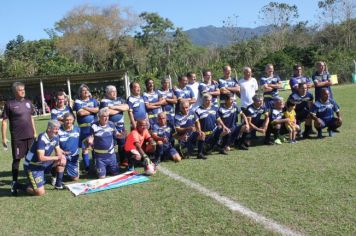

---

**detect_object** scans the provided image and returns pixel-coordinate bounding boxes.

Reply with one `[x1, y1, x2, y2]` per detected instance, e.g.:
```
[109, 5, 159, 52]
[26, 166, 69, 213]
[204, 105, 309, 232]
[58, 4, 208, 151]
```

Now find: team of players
[1, 62, 342, 196]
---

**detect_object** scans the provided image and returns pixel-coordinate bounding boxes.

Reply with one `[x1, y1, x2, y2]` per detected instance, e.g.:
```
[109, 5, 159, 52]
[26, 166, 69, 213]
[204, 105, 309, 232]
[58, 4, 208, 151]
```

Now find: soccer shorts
[95, 154, 119, 178]
[11, 138, 34, 160]
[24, 164, 53, 189]
[66, 155, 80, 178]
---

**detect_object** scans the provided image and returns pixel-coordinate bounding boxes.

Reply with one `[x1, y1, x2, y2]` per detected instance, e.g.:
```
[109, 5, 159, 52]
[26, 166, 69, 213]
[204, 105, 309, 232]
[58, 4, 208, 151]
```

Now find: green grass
[0, 85, 355, 235]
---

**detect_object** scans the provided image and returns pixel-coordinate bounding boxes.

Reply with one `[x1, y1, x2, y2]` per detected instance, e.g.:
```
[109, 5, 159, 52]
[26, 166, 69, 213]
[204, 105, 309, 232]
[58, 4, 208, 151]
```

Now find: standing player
[289, 64, 313, 93]
[198, 69, 220, 109]
[100, 85, 129, 168]
[127, 82, 147, 130]
[174, 75, 196, 113]
[143, 78, 164, 127]
[151, 112, 181, 164]
[218, 93, 249, 153]
[186, 72, 200, 111]
[73, 84, 99, 173]
[58, 113, 81, 181]
[310, 89, 342, 138]
[2, 82, 37, 195]
[24, 120, 66, 196]
[312, 61, 334, 101]
[86, 108, 125, 178]
[51, 91, 74, 123]
[260, 64, 282, 109]
[219, 65, 240, 104]
[157, 78, 177, 126]
[238, 67, 259, 110]
[195, 94, 229, 158]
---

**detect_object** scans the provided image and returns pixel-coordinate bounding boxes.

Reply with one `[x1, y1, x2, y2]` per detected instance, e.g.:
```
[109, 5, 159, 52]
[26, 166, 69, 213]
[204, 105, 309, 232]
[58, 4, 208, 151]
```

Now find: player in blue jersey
[24, 120, 66, 196]
[287, 83, 314, 138]
[218, 93, 249, 153]
[100, 85, 129, 168]
[195, 94, 229, 158]
[58, 113, 80, 181]
[86, 108, 125, 178]
[174, 100, 203, 159]
[265, 97, 289, 145]
[51, 91, 74, 123]
[144, 78, 164, 127]
[199, 69, 220, 109]
[310, 89, 342, 138]
[219, 65, 240, 104]
[312, 61, 334, 101]
[73, 84, 99, 173]
[244, 95, 270, 147]
[157, 78, 177, 126]
[127, 81, 147, 130]
[260, 64, 282, 110]
[289, 64, 313, 93]
[151, 112, 181, 164]
[173, 75, 196, 113]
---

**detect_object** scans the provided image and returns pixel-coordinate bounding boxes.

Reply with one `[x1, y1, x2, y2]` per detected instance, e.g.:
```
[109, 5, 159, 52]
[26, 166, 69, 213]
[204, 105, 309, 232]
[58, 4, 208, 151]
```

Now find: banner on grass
[66, 171, 149, 196]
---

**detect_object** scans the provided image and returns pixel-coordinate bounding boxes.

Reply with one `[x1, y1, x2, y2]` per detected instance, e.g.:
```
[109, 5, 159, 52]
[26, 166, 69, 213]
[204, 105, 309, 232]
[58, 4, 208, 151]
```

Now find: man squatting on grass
[24, 120, 66, 196]
[2, 82, 37, 196]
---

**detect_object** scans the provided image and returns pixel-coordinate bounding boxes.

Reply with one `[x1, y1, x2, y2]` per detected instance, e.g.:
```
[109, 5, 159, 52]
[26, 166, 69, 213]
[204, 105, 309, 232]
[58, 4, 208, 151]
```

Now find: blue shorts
[66, 155, 80, 178]
[162, 145, 178, 160]
[319, 117, 338, 129]
[95, 154, 119, 178]
[24, 164, 53, 189]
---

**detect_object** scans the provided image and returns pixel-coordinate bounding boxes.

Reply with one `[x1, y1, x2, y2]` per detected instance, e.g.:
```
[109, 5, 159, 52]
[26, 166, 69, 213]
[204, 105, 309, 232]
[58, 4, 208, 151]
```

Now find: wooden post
[66, 78, 72, 107]
[39, 79, 46, 115]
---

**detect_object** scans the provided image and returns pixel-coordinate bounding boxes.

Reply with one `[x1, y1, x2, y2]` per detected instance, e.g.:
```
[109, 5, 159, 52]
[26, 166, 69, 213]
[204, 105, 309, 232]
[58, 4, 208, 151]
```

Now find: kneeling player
[124, 119, 156, 171]
[87, 108, 125, 178]
[58, 113, 80, 181]
[24, 120, 66, 196]
[151, 112, 181, 164]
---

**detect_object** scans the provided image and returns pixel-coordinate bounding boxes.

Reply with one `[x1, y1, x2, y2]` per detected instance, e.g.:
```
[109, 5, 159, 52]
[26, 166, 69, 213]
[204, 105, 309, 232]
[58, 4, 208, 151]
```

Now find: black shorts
[11, 138, 34, 160]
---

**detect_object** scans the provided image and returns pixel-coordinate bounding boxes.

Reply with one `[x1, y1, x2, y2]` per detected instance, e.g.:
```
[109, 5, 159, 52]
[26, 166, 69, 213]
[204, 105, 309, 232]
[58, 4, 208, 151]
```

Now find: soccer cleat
[51, 177, 57, 186]
[274, 139, 282, 145]
[197, 153, 207, 160]
[54, 184, 64, 190]
[10, 181, 18, 196]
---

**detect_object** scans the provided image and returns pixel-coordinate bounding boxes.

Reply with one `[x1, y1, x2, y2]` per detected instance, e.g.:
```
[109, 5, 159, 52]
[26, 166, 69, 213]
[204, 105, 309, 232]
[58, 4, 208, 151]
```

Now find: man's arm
[128, 110, 136, 129]
[2, 119, 8, 147]
[31, 117, 37, 137]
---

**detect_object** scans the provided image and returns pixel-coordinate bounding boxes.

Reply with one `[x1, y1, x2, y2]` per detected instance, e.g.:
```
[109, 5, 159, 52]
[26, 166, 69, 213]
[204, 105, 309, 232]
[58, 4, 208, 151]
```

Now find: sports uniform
[198, 82, 219, 108]
[218, 77, 239, 104]
[289, 76, 312, 94]
[218, 103, 243, 147]
[260, 75, 281, 109]
[51, 106, 73, 121]
[127, 95, 147, 121]
[174, 86, 195, 113]
[151, 123, 178, 162]
[157, 88, 175, 126]
[143, 91, 162, 127]
[287, 92, 313, 123]
[174, 110, 198, 155]
[312, 71, 334, 101]
[58, 125, 80, 178]
[311, 99, 340, 130]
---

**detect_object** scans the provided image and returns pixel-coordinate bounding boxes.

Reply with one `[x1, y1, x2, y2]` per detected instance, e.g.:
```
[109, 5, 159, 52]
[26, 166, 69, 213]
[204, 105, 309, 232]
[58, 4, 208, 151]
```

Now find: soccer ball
[144, 162, 156, 176]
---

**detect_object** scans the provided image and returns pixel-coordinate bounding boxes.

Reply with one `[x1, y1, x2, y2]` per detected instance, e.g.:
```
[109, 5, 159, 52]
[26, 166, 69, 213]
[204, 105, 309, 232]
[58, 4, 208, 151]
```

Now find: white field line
[158, 166, 305, 236]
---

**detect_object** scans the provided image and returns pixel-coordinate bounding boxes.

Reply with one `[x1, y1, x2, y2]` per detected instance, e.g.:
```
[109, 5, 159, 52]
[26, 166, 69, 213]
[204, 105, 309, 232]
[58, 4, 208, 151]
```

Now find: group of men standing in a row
[1, 61, 342, 196]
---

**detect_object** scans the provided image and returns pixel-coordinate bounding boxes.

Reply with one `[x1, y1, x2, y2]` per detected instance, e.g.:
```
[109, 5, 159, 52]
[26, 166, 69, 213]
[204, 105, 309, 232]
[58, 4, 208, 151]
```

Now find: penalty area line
[158, 166, 304, 236]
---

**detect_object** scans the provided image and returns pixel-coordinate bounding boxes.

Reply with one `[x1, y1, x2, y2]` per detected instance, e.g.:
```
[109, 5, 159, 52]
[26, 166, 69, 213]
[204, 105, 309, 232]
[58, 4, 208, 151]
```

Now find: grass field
[0, 84, 355, 235]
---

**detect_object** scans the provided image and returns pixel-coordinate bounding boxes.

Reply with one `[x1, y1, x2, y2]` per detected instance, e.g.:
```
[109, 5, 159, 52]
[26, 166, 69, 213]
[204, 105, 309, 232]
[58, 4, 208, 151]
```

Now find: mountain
[184, 25, 270, 47]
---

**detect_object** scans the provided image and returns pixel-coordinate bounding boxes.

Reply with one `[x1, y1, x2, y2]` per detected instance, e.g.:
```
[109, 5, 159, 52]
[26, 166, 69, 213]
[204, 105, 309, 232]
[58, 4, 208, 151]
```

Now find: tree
[54, 4, 138, 71]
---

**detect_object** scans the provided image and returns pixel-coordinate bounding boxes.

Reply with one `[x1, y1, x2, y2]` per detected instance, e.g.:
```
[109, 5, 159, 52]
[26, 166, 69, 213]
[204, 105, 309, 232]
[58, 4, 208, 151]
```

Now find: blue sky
[0, 0, 321, 50]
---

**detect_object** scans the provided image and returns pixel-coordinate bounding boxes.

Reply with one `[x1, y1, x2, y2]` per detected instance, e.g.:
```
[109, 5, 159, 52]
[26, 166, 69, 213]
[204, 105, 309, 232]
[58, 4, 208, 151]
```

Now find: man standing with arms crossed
[2, 82, 37, 195]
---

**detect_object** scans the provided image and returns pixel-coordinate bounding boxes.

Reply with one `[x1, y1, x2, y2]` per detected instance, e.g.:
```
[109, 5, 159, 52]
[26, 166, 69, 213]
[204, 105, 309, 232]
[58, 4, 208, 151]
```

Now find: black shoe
[197, 153, 207, 160]
[219, 148, 228, 155]
[11, 182, 18, 196]
[238, 144, 249, 150]
[264, 140, 274, 145]
[54, 184, 64, 190]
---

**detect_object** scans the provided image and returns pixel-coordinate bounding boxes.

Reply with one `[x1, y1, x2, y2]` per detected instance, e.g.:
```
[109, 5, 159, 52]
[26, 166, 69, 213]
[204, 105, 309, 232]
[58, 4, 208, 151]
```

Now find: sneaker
[292, 140, 297, 143]
[54, 184, 64, 190]
[197, 153, 207, 160]
[238, 144, 249, 150]
[51, 177, 57, 186]
[274, 139, 282, 145]
[10, 181, 18, 196]
[225, 146, 231, 151]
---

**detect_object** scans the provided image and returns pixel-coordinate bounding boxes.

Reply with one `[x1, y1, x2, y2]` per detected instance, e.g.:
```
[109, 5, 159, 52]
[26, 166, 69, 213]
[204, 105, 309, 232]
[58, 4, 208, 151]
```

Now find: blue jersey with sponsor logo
[218, 103, 241, 128]
[260, 75, 281, 98]
[174, 86, 195, 113]
[174, 110, 198, 134]
[289, 76, 312, 93]
[245, 104, 268, 124]
[100, 97, 126, 131]
[312, 71, 333, 101]
[270, 109, 284, 122]
[152, 123, 175, 143]
[311, 99, 339, 122]
[24, 132, 59, 169]
[143, 91, 162, 117]
[51, 106, 73, 121]
[157, 89, 175, 118]
[127, 95, 147, 121]
[73, 98, 99, 134]
[90, 121, 118, 158]
[198, 82, 219, 107]
[58, 125, 80, 157]
[195, 106, 219, 132]
[288, 92, 314, 114]
[218, 77, 238, 103]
